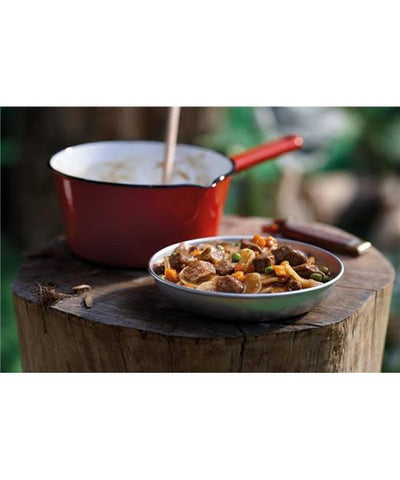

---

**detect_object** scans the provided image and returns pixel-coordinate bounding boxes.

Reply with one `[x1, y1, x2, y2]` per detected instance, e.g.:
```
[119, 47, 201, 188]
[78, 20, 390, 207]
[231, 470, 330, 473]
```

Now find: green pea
[232, 252, 241, 262]
[319, 265, 330, 274]
[265, 266, 274, 274]
[321, 273, 330, 283]
[310, 272, 323, 282]
[159, 274, 166, 280]
[170, 252, 178, 257]
[217, 244, 225, 251]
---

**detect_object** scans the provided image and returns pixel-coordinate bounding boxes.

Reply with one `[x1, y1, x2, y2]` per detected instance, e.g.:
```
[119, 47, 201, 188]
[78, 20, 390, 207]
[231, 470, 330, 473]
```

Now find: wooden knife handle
[262, 219, 371, 256]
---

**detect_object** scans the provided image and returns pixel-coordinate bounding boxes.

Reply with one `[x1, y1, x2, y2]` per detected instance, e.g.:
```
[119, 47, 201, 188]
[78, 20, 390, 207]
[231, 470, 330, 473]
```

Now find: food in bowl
[152, 234, 334, 295]
[149, 235, 344, 322]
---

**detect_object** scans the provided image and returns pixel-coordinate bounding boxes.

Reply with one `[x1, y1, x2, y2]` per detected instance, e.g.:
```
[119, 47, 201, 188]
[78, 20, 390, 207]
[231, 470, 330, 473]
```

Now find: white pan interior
[50, 141, 233, 187]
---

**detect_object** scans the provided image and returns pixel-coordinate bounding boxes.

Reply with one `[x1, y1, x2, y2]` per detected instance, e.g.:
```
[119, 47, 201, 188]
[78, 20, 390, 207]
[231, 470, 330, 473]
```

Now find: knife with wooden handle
[262, 219, 371, 256]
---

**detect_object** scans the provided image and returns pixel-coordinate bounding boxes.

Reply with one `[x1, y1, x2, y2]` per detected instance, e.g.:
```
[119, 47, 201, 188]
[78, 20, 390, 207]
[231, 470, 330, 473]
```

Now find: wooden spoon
[162, 106, 181, 184]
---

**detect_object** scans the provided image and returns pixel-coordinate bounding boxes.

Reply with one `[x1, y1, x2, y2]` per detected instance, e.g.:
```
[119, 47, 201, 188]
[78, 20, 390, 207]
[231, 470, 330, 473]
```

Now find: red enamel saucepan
[50, 135, 303, 267]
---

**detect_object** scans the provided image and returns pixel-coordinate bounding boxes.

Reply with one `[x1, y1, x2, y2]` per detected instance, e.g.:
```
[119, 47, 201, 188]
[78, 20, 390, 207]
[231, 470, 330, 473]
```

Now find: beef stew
[154, 234, 334, 294]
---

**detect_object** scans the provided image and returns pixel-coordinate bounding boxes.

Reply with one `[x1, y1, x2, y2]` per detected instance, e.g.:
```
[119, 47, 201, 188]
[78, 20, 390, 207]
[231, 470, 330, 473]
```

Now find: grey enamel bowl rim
[148, 235, 344, 299]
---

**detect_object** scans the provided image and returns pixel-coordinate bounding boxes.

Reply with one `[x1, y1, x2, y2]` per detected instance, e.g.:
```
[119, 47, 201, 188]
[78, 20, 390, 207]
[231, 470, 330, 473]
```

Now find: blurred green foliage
[1, 237, 22, 372]
[198, 107, 281, 217]
[333, 107, 400, 173]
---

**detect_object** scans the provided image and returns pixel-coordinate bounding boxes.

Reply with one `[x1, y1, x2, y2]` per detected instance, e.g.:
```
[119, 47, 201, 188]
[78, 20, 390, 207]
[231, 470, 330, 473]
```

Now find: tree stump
[12, 216, 395, 372]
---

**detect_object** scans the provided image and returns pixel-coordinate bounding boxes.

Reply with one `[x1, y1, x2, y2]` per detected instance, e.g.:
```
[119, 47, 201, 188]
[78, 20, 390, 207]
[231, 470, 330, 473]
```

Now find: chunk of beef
[179, 260, 216, 285]
[272, 244, 308, 266]
[253, 250, 275, 273]
[293, 263, 321, 279]
[169, 252, 192, 271]
[214, 275, 244, 293]
[169, 245, 193, 271]
[198, 245, 225, 264]
[153, 262, 165, 275]
[215, 259, 234, 276]
[287, 278, 302, 291]
[218, 242, 235, 251]
[240, 239, 262, 252]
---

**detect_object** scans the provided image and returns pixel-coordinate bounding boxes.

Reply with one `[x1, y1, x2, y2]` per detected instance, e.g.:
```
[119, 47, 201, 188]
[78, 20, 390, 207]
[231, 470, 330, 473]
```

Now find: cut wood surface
[12, 216, 395, 372]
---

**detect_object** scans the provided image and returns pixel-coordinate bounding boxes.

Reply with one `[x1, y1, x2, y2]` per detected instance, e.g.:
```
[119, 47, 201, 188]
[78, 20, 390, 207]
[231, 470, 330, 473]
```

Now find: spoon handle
[162, 107, 181, 184]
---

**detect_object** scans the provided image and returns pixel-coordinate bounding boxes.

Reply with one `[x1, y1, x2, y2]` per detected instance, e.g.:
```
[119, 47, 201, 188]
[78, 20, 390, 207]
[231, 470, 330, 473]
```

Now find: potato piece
[196, 280, 217, 292]
[244, 272, 262, 294]
[235, 248, 256, 273]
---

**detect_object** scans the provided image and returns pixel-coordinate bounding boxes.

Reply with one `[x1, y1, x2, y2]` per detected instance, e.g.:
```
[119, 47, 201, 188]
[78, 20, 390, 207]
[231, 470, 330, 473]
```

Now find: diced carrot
[165, 268, 179, 283]
[233, 271, 245, 282]
[191, 249, 201, 257]
[265, 235, 278, 249]
[235, 262, 255, 273]
[273, 265, 286, 276]
[251, 234, 266, 248]
[234, 263, 245, 272]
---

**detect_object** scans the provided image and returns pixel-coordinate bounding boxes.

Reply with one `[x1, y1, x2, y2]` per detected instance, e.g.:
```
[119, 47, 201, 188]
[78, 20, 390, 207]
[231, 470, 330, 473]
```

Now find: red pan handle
[231, 135, 304, 173]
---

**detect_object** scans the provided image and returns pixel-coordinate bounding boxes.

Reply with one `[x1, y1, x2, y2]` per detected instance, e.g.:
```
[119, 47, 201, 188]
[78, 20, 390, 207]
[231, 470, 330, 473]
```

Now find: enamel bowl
[148, 235, 344, 322]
